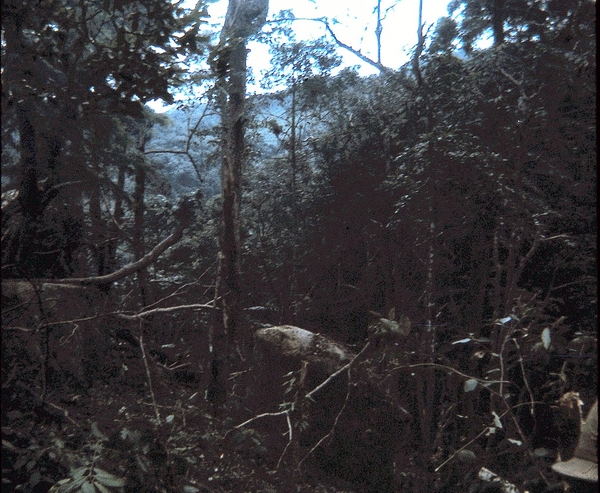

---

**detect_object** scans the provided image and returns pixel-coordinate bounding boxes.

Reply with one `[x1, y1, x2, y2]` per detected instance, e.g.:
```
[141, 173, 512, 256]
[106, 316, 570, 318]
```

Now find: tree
[1, 0, 209, 279]
[448, 0, 594, 51]
[207, 0, 269, 407]
[241, 19, 341, 323]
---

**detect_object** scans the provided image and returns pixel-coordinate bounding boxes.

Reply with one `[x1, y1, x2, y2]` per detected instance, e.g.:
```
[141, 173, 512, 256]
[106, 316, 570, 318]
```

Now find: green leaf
[81, 479, 97, 493]
[49, 478, 71, 493]
[94, 482, 115, 493]
[64, 477, 86, 493]
[463, 379, 478, 392]
[71, 467, 89, 481]
[183, 486, 200, 493]
[94, 469, 125, 487]
[91, 422, 107, 441]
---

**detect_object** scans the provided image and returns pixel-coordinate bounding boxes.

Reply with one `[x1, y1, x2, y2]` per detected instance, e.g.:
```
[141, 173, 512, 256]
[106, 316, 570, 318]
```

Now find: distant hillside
[146, 93, 289, 199]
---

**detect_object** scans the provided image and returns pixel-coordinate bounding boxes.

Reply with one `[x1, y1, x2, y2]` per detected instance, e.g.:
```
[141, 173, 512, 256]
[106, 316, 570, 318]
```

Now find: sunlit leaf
[452, 338, 471, 344]
[463, 379, 478, 392]
[541, 327, 551, 350]
[492, 411, 502, 428]
[533, 448, 551, 457]
[71, 468, 88, 481]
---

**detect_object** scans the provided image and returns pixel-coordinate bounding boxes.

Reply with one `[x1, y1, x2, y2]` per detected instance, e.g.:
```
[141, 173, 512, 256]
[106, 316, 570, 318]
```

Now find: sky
[148, 0, 452, 111]
[245, 0, 452, 76]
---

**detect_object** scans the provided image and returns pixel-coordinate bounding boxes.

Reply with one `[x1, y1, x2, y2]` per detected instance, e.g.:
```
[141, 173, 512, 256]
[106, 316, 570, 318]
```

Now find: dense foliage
[1, 0, 209, 278]
[2, 1, 596, 492]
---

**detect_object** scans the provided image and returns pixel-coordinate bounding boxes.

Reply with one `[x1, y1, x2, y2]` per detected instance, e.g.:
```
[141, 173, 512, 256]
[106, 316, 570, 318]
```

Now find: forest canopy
[1, 0, 596, 492]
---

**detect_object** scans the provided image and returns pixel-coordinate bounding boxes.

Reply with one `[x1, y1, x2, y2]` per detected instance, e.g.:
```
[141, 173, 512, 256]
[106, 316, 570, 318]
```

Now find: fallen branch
[228, 407, 295, 471]
[276, 410, 294, 470]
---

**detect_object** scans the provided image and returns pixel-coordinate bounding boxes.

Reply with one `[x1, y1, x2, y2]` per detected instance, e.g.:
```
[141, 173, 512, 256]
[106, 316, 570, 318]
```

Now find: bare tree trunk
[216, 0, 269, 340]
[208, 0, 268, 410]
[219, 40, 246, 343]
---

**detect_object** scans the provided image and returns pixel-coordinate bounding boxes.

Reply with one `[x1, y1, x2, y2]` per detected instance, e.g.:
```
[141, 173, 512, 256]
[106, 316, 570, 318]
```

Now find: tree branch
[268, 16, 393, 73]
[115, 302, 218, 320]
[305, 340, 371, 401]
[48, 222, 189, 287]
[317, 17, 392, 74]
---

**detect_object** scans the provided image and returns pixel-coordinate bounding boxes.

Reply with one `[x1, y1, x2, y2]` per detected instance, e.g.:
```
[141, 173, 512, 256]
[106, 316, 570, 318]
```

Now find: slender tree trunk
[89, 184, 106, 276]
[375, 0, 383, 65]
[133, 161, 147, 305]
[290, 83, 298, 196]
[412, 0, 438, 470]
[106, 165, 126, 273]
[491, 0, 505, 45]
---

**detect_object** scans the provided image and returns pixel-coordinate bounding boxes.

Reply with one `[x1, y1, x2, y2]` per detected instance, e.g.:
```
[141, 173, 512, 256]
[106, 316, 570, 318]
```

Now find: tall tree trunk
[219, 40, 246, 343]
[208, 0, 268, 410]
[208, 33, 248, 411]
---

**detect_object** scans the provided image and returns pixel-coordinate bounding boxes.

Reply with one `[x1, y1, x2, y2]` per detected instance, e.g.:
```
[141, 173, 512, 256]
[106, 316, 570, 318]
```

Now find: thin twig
[276, 411, 294, 470]
[141, 267, 215, 312]
[138, 329, 161, 425]
[232, 409, 290, 430]
[392, 362, 509, 393]
[47, 401, 83, 429]
[305, 340, 371, 401]
[512, 338, 535, 416]
[435, 423, 493, 472]
[299, 358, 355, 469]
